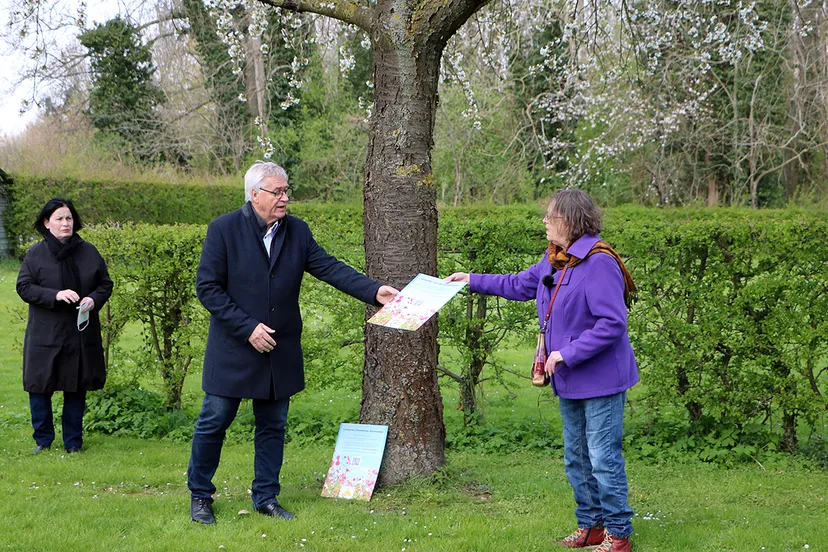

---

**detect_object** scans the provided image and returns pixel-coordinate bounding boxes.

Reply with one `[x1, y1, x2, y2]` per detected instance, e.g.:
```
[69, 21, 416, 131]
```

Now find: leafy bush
[84, 385, 194, 438]
[446, 418, 563, 453]
[610, 208, 828, 453]
[437, 206, 543, 421]
[54, 203, 828, 460]
[86, 223, 208, 410]
[84, 386, 358, 446]
[290, 204, 372, 392]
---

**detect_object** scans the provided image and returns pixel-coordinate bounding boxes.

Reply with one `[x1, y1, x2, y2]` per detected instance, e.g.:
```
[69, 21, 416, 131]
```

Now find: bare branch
[255, 0, 373, 31]
[436, 365, 464, 383]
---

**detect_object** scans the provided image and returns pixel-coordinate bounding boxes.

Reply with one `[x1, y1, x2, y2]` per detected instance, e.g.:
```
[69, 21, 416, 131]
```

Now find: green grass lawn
[1, 259, 826, 551]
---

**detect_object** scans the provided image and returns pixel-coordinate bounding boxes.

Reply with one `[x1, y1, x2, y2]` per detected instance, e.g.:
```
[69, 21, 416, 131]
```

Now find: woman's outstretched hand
[444, 272, 470, 283]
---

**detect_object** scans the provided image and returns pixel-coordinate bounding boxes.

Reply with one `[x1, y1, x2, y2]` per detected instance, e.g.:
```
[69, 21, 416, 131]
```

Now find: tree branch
[255, 0, 373, 31]
[436, 364, 464, 383]
[416, 0, 491, 48]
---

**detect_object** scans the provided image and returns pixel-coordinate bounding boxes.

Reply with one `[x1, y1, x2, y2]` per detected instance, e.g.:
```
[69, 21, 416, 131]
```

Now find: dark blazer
[17, 239, 114, 393]
[197, 203, 381, 400]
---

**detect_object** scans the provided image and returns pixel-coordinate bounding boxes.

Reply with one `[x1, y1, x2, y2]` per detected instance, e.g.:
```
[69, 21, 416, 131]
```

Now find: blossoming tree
[244, 0, 491, 485]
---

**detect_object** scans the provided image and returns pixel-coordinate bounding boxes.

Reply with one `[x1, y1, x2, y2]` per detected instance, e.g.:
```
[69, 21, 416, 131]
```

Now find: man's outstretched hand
[376, 285, 399, 305]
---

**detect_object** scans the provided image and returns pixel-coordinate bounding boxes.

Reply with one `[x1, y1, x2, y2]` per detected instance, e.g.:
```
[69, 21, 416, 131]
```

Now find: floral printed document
[321, 424, 389, 501]
[368, 273, 467, 331]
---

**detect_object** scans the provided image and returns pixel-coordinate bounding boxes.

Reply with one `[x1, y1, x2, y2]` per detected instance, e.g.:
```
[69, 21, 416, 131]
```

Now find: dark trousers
[187, 393, 290, 510]
[29, 391, 87, 450]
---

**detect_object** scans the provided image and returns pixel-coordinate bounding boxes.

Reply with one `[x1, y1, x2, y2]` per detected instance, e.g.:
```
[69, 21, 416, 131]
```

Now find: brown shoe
[594, 531, 632, 552]
[553, 526, 605, 548]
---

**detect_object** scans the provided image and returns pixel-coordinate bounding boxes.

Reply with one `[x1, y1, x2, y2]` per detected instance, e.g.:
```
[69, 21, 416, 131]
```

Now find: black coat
[17, 238, 114, 393]
[197, 204, 381, 400]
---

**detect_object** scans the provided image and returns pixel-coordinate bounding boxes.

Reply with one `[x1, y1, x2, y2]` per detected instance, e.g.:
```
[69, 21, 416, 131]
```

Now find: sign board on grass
[321, 423, 388, 501]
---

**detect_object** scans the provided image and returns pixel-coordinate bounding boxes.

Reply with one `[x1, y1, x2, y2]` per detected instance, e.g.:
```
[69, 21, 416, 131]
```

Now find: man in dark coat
[188, 161, 398, 524]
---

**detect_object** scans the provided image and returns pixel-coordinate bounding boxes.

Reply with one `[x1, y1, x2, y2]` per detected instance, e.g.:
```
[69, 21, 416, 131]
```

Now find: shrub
[610, 209, 828, 453]
[437, 206, 543, 422]
[57, 203, 828, 459]
[86, 223, 208, 410]
[84, 385, 194, 438]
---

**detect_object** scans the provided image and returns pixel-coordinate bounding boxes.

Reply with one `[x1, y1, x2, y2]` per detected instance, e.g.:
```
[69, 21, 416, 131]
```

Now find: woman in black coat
[16, 198, 113, 454]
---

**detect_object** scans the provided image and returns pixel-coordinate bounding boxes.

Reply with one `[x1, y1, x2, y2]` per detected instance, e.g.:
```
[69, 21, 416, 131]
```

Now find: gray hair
[244, 161, 289, 202]
[547, 189, 603, 243]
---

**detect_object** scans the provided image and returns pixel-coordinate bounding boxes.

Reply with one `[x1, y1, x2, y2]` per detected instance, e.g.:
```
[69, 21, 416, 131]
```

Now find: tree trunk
[784, 0, 804, 200]
[257, 0, 490, 486]
[460, 294, 487, 424]
[459, 374, 477, 424]
[360, 5, 446, 486]
[706, 176, 718, 207]
[677, 364, 703, 422]
[748, 75, 761, 209]
[246, 33, 268, 124]
[706, 157, 718, 208]
[780, 410, 798, 453]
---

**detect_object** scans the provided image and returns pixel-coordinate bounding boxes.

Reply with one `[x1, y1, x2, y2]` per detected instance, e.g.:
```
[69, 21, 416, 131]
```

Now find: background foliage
[6, 2, 828, 208]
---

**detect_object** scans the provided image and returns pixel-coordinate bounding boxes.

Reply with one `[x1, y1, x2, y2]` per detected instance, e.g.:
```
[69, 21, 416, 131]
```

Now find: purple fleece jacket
[470, 234, 639, 399]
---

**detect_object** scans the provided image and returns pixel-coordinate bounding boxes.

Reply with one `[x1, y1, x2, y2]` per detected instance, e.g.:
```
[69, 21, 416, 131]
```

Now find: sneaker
[190, 497, 216, 524]
[595, 530, 632, 552]
[553, 526, 605, 548]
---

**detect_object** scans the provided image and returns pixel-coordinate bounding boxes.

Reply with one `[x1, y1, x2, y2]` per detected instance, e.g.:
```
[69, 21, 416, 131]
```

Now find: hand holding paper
[444, 272, 470, 283]
[368, 274, 466, 331]
[375, 285, 399, 305]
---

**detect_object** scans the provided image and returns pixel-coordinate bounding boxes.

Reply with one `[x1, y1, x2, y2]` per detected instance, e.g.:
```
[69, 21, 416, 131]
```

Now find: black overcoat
[197, 204, 381, 400]
[16, 239, 114, 393]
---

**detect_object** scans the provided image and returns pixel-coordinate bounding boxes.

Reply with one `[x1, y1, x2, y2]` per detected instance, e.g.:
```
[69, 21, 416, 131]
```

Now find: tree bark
[780, 410, 798, 453]
[783, 0, 805, 201]
[246, 33, 268, 124]
[459, 293, 487, 423]
[705, 152, 718, 207]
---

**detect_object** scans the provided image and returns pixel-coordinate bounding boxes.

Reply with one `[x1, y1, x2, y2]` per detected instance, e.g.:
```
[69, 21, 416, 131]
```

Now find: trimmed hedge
[611, 211, 828, 455]
[1, 174, 241, 255]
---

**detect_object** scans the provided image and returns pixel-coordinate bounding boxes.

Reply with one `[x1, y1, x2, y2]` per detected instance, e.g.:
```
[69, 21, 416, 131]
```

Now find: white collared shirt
[263, 221, 279, 256]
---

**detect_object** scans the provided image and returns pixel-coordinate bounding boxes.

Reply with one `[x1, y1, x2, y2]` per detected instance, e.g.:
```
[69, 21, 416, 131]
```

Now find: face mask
[77, 301, 90, 332]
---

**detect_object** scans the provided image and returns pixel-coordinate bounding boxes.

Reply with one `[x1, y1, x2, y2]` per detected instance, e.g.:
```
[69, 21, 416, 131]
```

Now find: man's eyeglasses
[259, 186, 292, 198]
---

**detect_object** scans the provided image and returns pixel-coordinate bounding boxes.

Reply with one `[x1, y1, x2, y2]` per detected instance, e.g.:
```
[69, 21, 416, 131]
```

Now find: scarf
[547, 240, 636, 307]
[44, 232, 84, 300]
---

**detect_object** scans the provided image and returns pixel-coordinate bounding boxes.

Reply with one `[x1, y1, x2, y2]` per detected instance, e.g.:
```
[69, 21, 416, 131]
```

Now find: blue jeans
[29, 391, 86, 450]
[559, 392, 633, 538]
[187, 393, 290, 510]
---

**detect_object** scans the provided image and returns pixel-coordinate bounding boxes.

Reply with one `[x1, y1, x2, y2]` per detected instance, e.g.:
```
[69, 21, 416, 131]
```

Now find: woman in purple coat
[446, 190, 637, 552]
